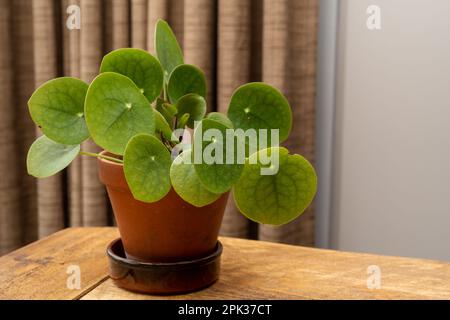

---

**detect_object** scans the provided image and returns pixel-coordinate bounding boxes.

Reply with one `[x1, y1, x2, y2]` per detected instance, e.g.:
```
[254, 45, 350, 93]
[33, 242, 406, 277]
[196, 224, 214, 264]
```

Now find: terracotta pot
[97, 151, 229, 263]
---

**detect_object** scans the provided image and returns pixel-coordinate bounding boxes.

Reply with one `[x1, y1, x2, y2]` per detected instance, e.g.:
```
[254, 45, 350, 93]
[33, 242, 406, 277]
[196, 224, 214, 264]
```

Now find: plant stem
[163, 81, 168, 101]
[79, 151, 123, 164]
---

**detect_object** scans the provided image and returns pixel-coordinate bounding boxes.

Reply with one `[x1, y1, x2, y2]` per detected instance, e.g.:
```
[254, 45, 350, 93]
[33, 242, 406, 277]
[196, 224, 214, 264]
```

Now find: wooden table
[0, 227, 449, 300]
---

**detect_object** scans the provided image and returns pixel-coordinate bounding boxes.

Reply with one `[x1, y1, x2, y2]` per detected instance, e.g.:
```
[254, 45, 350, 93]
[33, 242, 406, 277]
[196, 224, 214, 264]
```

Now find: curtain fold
[259, 0, 318, 245]
[0, 0, 318, 255]
[183, 0, 216, 110]
[0, 0, 39, 255]
[217, 0, 256, 238]
[79, 0, 108, 226]
[62, 0, 83, 226]
[32, 0, 66, 238]
[105, 0, 130, 51]
[131, 0, 148, 49]
[11, 0, 39, 246]
[0, 0, 21, 253]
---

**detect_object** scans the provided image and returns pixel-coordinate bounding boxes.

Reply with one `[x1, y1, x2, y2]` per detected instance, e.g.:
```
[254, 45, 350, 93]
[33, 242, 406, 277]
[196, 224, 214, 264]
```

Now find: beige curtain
[0, 0, 318, 255]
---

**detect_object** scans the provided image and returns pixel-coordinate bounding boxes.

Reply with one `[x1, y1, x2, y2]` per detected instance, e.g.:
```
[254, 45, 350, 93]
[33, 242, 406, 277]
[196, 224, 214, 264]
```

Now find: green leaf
[167, 64, 206, 103]
[155, 98, 174, 125]
[193, 118, 244, 194]
[155, 19, 184, 78]
[154, 109, 174, 141]
[124, 134, 172, 202]
[227, 82, 292, 145]
[27, 135, 80, 178]
[176, 113, 190, 129]
[85, 72, 155, 155]
[100, 48, 164, 103]
[207, 112, 234, 129]
[233, 147, 317, 225]
[170, 149, 221, 207]
[165, 103, 178, 117]
[175, 93, 206, 129]
[28, 77, 89, 145]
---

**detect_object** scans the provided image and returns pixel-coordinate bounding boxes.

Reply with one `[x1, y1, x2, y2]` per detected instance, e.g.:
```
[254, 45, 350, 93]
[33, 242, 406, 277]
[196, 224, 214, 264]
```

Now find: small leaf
[155, 98, 174, 125]
[233, 147, 317, 225]
[100, 48, 164, 103]
[154, 109, 174, 141]
[155, 19, 184, 78]
[28, 77, 89, 145]
[85, 72, 155, 155]
[193, 118, 244, 194]
[124, 134, 172, 202]
[176, 113, 190, 129]
[227, 82, 292, 145]
[170, 150, 221, 207]
[175, 93, 206, 128]
[207, 112, 233, 129]
[27, 135, 80, 178]
[168, 64, 206, 103]
[165, 103, 178, 117]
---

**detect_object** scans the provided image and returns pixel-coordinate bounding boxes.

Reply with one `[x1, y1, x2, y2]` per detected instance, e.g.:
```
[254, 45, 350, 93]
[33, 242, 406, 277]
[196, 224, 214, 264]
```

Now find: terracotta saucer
[106, 238, 222, 295]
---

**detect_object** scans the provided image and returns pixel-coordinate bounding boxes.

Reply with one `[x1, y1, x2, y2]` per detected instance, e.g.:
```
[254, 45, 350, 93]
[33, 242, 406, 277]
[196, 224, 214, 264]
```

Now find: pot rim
[98, 150, 123, 166]
[97, 150, 128, 189]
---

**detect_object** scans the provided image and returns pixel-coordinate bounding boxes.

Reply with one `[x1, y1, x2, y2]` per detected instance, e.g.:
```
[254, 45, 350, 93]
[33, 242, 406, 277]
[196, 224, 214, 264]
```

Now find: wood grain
[1, 227, 450, 300]
[83, 235, 450, 300]
[0, 227, 118, 300]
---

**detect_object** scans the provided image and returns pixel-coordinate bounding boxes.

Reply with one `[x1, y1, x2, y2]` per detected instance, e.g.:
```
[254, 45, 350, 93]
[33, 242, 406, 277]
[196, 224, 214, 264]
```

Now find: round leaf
[175, 93, 206, 129]
[28, 77, 89, 145]
[233, 147, 317, 225]
[124, 134, 172, 202]
[168, 64, 206, 103]
[155, 19, 184, 78]
[207, 112, 233, 129]
[170, 150, 221, 207]
[27, 135, 80, 178]
[100, 48, 164, 103]
[227, 82, 292, 145]
[193, 119, 244, 194]
[85, 72, 155, 155]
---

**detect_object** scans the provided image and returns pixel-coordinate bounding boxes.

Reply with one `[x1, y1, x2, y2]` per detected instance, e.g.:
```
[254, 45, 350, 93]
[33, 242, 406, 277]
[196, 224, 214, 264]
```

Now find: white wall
[326, 0, 450, 260]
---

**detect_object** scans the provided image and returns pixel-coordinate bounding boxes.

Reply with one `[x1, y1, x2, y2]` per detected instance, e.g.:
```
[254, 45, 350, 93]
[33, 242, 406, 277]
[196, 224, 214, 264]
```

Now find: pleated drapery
[0, 0, 318, 255]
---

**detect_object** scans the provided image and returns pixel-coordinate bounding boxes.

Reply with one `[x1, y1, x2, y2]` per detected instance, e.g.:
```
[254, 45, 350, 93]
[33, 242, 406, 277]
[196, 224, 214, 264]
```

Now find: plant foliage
[26, 19, 317, 225]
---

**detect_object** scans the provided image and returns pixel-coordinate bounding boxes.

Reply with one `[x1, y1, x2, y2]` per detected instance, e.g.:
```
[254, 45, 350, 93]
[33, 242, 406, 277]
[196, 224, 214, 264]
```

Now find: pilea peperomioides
[26, 19, 317, 226]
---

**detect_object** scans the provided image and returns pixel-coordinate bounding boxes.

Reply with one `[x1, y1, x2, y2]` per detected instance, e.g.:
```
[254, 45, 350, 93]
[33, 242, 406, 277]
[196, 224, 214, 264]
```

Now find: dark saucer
[106, 238, 222, 295]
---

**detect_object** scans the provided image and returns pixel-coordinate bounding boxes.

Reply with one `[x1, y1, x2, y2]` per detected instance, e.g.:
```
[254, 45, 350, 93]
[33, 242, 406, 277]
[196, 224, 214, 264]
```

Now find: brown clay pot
[97, 151, 229, 263]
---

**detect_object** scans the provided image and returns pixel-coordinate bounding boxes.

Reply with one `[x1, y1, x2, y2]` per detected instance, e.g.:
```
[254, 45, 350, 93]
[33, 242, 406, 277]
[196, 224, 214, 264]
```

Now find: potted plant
[26, 20, 317, 294]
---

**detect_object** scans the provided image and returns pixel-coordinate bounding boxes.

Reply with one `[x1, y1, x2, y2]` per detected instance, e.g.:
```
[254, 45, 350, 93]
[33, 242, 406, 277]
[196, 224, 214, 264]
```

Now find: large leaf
[27, 135, 80, 178]
[85, 72, 155, 155]
[233, 147, 317, 225]
[175, 93, 206, 128]
[100, 48, 164, 103]
[28, 77, 89, 145]
[227, 82, 292, 145]
[167, 64, 206, 103]
[123, 134, 172, 202]
[170, 149, 221, 207]
[193, 118, 244, 194]
[155, 19, 184, 78]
